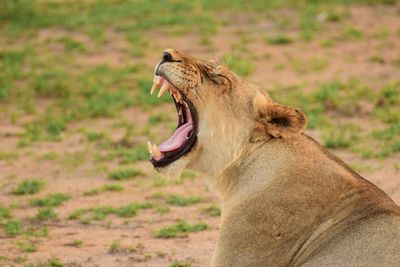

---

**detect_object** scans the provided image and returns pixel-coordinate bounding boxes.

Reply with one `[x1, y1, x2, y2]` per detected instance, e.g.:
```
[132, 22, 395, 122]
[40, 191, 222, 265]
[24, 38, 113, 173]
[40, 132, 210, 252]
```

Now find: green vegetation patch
[119, 144, 149, 163]
[68, 202, 153, 221]
[17, 240, 37, 253]
[85, 131, 105, 142]
[341, 27, 364, 40]
[0, 49, 28, 102]
[154, 204, 170, 214]
[109, 240, 121, 253]
[1, 219, 49, 237]
[166, 194, 203, 207]
[84, 184, 124, 196]
[32, 71, 71, 99]
[35, 208, 58, 221]
[25, 226, 49, 238]
[148, 113, 171, 126]
[83, 88, 133, 118]
[180, 170, 197, 179]
[323, 126, 359, 149]
[153, 220, 208, 238]
[115, 202, 153, 218]
[0, 206, 12, 221]
[3, 219, 23, 236]
[108, 167, 143, 180]
[0, 151, 19, 161]
[266, 35, 293, 45]
[31, 193, 70, 207]
[373, 124, 400, 141]
[24, 256, 64, 267]
[97, 144, 149, 163]
[57, 36, 86, 53]
[203, 204, 221, 217]
[371, 124, 400, 154]
[271, 78, 399, 158]
[223, 53, 255, 77]
[169, 260, 193, 267]
[135, 78, 172, 108]
[13, 179, 46, 195]
[65, 239, 83, 248]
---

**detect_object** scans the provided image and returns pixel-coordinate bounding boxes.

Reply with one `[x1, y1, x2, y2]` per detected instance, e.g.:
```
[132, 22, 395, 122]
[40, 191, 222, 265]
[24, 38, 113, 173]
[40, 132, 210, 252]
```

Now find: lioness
[147, 49, 400, 266]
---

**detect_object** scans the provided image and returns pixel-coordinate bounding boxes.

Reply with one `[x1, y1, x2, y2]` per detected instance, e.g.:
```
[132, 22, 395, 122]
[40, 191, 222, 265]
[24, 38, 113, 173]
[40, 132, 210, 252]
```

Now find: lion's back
[302, 213, 400, 267]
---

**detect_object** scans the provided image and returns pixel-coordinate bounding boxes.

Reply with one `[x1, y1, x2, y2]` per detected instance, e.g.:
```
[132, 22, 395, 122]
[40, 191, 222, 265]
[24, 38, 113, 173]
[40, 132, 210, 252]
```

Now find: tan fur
[153, 49, 400, 266]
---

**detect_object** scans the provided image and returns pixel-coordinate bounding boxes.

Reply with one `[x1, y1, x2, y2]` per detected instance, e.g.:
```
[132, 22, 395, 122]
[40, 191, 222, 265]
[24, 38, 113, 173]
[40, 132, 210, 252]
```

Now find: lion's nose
[162, 51, 173, 62]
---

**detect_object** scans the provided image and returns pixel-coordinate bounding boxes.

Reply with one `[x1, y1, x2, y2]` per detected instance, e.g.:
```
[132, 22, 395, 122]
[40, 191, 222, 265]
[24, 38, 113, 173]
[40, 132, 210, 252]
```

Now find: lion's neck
[208, 139, 276, 199]
[189, 113, 254, 179]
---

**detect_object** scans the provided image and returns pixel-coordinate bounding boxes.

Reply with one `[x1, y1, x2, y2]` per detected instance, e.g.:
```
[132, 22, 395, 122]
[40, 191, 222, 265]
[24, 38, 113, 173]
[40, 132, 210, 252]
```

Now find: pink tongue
[158, 122, 193, 152]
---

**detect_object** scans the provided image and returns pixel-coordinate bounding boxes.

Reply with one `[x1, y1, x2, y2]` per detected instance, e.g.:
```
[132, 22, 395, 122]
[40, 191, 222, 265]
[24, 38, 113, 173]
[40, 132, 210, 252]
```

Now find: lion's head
[147, 49, 307, 177]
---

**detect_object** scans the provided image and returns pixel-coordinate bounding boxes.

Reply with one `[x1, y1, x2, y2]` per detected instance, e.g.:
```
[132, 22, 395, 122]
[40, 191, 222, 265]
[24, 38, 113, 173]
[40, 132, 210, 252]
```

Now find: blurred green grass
[0, 0, 398, 159]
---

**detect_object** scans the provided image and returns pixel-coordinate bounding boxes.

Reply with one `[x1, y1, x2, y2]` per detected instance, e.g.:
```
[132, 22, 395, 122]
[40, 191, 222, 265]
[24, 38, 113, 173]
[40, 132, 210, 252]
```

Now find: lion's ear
[254, 96, 307, 138]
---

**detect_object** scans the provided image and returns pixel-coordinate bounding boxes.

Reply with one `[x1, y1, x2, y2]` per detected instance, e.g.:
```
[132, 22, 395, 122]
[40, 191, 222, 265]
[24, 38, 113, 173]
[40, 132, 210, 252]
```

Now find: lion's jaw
[148, 49, 259, 178]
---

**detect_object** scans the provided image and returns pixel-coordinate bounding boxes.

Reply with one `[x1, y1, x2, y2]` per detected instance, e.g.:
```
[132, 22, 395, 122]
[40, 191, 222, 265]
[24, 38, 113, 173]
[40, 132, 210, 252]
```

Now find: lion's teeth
[153, 144, 162, 159]
[170, 89, 183, 103]
[150, 83, 159, 95]
[153, 145, 162, 160]
[176, 93, 182, 103]
[150, 76, 162, 95]
[158, 83, 169, 98]
[147, 141, 153, 154]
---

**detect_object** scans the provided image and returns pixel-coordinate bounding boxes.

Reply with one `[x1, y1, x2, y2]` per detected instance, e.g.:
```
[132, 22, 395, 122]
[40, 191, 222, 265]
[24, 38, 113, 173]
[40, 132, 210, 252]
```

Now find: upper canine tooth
[150, 83, 159, 95]
[158, 83, 169, 98]
[150, 76, 163, 95]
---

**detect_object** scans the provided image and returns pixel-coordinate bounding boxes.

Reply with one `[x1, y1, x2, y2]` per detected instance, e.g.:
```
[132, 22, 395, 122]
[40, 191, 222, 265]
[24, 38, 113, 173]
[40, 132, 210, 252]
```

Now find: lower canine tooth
[153, 144, 162, 159]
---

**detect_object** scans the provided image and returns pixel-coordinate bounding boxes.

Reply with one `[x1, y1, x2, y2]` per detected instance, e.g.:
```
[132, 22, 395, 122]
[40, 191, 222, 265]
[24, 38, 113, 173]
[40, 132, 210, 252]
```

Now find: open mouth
[147, 75, 198, 168]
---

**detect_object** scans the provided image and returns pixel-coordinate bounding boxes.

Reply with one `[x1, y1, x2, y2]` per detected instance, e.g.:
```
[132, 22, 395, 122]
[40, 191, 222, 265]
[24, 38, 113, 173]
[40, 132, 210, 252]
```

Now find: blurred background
[0, 0, 399, 266]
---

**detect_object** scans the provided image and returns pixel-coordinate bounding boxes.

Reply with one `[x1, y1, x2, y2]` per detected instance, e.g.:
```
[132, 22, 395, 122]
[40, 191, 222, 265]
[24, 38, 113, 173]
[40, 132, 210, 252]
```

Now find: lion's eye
[161, 52, 183, 63]
[162, 51, 173, 62]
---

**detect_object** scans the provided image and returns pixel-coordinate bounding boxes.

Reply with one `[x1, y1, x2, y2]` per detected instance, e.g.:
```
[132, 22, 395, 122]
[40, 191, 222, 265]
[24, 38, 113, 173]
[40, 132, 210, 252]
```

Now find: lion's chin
[154, 155, 190, 178]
